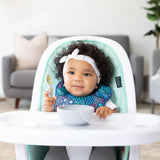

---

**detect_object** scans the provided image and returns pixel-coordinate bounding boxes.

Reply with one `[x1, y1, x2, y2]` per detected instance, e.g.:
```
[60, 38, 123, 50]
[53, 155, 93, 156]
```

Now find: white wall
[0, 0, 155, 96]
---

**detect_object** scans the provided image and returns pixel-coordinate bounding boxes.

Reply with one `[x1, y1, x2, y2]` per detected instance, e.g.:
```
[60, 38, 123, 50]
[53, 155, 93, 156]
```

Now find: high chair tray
[0, 111, 160, 146]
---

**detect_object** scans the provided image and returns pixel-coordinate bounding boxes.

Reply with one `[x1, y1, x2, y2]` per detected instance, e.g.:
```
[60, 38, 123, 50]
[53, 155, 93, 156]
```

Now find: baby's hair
[54, 41, 114, 86]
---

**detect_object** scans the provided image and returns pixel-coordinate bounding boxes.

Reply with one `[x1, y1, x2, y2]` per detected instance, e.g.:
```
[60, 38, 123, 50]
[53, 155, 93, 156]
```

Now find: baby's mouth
[72, 85, 84, 89]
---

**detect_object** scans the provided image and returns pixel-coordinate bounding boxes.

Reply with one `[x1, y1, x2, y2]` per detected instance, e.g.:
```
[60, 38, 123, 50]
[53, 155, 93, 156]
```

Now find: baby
[43, 42, 118, 160]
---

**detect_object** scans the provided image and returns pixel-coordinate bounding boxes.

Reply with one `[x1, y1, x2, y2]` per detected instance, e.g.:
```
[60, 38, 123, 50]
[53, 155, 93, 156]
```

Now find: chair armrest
[2, 54, 17, 93]
[129, 54, 144, 98]
[149, 49, 160, 77]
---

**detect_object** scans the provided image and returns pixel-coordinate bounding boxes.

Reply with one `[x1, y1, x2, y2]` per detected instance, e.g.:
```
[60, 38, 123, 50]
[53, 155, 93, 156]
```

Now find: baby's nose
[74, 74, 83, 81]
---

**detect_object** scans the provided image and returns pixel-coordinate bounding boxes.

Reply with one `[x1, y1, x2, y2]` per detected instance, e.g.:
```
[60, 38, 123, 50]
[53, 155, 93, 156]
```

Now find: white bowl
[57, 105, 94, 126]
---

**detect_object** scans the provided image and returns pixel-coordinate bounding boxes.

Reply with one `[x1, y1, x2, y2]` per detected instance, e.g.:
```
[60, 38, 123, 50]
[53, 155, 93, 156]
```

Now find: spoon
[46, 74, 54, 108]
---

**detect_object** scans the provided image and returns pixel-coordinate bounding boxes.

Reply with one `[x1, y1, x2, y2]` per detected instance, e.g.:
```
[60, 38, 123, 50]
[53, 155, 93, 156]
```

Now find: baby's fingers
[96, 108, 104, 119]
[53, 96, 57, 100]
[96, 107, 101, 115]
[108, 109, 113, 116]
[43, 106, 54, 112]
[103, 109, 112, 119]
[44, 91, 50, 98]
[43, 96, 57, 106]
[103, 111, 108, 119]
[96, 107, 113, 119]
[43, 101, 53, 107]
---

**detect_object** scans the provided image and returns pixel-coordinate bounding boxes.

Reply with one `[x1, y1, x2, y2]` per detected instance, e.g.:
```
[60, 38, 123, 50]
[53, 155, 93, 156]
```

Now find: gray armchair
[2, 35, 44, 108]
[2, 54, 36, 108]
[149, 49, 160, 113]
[2, 35, 144, 108]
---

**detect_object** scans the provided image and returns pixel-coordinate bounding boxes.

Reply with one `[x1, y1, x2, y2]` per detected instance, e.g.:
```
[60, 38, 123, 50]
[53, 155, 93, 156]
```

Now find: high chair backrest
[27, 36, 137, 160]
[30, 36, 136, 114]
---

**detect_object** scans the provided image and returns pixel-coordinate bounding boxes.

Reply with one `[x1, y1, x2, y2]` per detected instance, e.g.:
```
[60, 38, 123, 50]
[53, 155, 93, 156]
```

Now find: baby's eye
[84, 73, 91, 76]
[68, 71, 75, 75]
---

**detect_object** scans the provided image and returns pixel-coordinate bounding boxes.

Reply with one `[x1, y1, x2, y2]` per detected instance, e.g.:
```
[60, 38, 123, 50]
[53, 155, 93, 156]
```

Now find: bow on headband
[59, 49, 79, 63]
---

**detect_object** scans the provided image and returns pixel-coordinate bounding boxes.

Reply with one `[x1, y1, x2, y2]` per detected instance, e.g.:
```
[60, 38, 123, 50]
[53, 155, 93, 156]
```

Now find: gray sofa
[2, 35, 144, 108]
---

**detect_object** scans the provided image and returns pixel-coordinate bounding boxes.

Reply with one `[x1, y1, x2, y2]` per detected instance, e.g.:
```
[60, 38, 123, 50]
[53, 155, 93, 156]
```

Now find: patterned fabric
[54, 81, 112, 112]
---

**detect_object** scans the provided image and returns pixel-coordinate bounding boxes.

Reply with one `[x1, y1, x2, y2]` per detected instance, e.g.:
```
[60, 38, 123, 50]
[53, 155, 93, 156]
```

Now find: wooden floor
[0, 98, 160, 160]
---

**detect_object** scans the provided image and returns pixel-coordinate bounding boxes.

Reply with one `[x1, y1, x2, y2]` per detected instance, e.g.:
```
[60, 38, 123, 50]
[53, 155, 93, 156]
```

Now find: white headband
[59, 48, 101, 83]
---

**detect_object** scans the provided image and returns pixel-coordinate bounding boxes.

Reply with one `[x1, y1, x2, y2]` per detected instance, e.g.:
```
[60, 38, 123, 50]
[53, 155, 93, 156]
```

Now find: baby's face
[63, 59, 98, 96]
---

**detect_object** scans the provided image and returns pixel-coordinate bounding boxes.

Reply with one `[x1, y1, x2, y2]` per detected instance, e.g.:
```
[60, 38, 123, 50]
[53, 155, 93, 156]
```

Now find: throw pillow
[14, 32, 48, 70]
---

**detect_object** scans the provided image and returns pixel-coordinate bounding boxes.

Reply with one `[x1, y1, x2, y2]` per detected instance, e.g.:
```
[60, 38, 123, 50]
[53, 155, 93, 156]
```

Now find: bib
[54, 81, 112, 112]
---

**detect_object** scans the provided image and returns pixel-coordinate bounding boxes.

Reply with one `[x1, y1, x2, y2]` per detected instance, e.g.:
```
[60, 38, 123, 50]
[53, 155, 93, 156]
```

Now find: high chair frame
[15, 36, 140, 160]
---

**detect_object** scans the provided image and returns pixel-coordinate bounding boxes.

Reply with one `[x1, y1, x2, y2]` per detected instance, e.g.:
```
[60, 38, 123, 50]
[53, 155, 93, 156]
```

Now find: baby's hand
[96, 106, 113, 119]
[43, 91, 57, 112]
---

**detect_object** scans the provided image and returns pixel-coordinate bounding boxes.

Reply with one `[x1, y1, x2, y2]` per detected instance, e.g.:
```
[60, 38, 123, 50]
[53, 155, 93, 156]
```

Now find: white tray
[0, 111, 160, 146]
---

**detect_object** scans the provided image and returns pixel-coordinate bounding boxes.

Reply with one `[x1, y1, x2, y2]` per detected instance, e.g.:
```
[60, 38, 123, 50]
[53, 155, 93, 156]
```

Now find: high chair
[15, 36, 139, 160]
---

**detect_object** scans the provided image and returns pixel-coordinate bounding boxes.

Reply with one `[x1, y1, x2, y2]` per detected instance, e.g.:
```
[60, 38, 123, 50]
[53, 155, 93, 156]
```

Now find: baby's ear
[95, 85, 98, 89]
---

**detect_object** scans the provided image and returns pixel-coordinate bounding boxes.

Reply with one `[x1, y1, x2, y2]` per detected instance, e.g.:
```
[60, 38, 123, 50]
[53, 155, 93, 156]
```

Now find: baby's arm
[96, 100, 118, 119]
[43, 91, 57, 112]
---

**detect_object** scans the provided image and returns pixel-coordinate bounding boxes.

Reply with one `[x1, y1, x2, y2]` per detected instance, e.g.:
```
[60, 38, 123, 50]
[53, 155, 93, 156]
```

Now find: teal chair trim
[27, 145, 49, 160]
